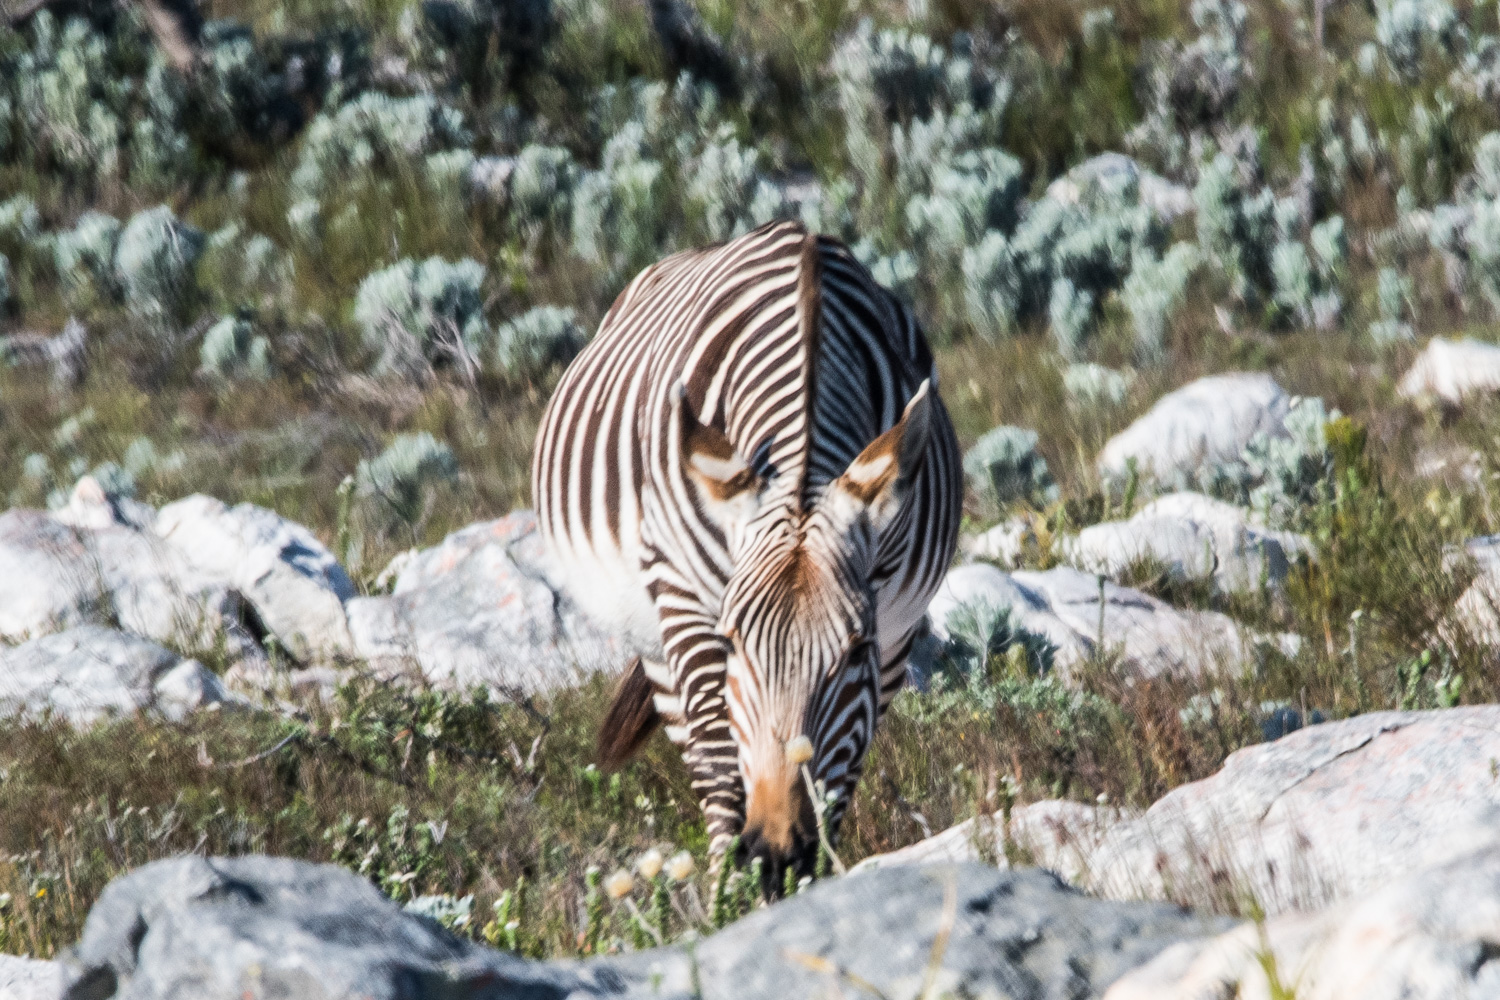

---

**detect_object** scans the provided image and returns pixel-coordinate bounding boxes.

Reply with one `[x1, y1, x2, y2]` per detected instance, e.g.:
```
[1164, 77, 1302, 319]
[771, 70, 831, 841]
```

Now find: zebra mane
[794, 229, 823, 514]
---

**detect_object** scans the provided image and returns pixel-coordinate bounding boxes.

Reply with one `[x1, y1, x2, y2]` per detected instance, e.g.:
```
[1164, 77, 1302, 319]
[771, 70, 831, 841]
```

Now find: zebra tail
[596, 656, 661, 771]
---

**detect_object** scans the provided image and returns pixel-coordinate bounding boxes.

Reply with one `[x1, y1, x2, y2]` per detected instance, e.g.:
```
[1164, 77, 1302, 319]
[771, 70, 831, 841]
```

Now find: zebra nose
[736, 825, 819, 897]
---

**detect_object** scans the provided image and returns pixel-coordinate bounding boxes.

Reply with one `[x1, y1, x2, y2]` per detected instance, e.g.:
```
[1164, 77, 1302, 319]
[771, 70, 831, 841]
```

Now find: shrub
[357, 432, 460, 528]
[961, 231, 1022, 337]
[1375, 0, 1462, 82]
[1244, 397, 1337, 526]
[12, 13, 125, 182]
[1122, 242, 1200, 361]
[1369, 266, 1415, 343]
[113, 206, 205, 322]
[962, 425, 1059, 510]
[1063, 363, 1134, 410]
[0, 253, 11, 313]
[53, 212, 122, 306]
[1047, 277, 1094, 358]
[493, 306, 587, 379]
[353, 256, 489, 379]
[199, 313, 272, 381]
[571, 122, 668, 284]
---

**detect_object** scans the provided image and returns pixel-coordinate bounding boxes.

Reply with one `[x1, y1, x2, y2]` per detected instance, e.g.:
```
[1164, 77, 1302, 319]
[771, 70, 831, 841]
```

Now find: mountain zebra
[532, 220, 961, 880]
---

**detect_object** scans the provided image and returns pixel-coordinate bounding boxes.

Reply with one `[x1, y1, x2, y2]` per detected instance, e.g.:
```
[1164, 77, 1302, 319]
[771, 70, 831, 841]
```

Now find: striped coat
[532, 221, 961, 876]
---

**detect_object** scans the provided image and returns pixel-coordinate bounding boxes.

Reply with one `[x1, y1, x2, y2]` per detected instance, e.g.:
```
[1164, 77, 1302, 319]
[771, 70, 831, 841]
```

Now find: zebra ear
[674, 385, 763, 516]
[828, 380, 933, 531]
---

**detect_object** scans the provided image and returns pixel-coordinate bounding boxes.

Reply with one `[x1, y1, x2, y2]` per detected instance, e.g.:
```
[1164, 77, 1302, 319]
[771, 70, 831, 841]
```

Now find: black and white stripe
[533, 220, 961, 863]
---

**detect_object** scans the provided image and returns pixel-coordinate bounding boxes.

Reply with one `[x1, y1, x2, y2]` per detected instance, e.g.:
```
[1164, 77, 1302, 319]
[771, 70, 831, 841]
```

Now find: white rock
[962, 514, 1038, 568]
[154, 495, 356, 662]
[851, 799, 1114, 883]
[0, 626, 229, 725]
[1044, 152, 1195, 222]
[1397, 336, 1500, 408]
[926, 564, 1262, 684]
[347, 511, 623, 694]
[1060, 492, 1311, 595]
[1106, 843, 1500, 1000]
[1097, 374, 1290, 488]
[1086, 706, 1500, 915]
[0, 954, 68, 1000]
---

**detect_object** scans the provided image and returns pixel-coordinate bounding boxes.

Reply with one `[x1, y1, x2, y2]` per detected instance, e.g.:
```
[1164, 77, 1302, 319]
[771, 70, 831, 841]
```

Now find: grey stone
[0, 955, 69, 1000]
[1086, 706, 1500, 915]
[1451, 534, 1500, 646]
[0, 625, 228, 725]
[62, 855, 1225, 1000]
[1059, 492, 1311, 595]
[1045, 152, 1195, 222]
[347, 511, 624, 694]
[926, 564, 1264, 684]
[62, 855, 613, 1000]
[1397, 336, 1500, 408]
[1097, 374, 1291, 489]
[1105, 843, 1500, 1000]
[154, 495, 356, 662]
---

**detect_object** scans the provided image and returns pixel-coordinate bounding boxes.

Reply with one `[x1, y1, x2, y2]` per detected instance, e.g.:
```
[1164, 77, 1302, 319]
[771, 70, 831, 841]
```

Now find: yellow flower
[636, 848, 664, 880]
[665, 851, 695, 881]
[603, 869, 633, 900]
[784, 735, 814, 765]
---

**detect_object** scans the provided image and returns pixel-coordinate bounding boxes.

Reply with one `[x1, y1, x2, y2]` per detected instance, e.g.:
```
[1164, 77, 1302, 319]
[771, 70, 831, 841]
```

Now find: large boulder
[1058, 492, 1311, 595]
[346, 511, 624, 694]
[1397, 336, 1500, 409]
[0, 625, 229, 725]
[1084, 706, 1500, 914]
[861, 707, 1500, 921]
[926, 564, 1269, 684]
[1097, 374, 1290, 489]
[0, 481, 340, 670]
[154, 495, 356, 662]
[60, 854, 1226, 1000]
[1106, 844, 1500, 1000]
[63, 855, 605, 1000]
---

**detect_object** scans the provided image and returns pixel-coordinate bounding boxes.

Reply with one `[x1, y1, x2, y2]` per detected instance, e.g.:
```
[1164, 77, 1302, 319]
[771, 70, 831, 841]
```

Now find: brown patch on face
[744, 768, 798, 853]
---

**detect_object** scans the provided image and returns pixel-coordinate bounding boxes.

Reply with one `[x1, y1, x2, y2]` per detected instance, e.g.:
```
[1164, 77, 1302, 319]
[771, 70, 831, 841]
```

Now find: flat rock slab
[927, 564, 1266, 684]
[1097, 374, 1290, 489]
[1106, 843, 1500, 1000]
[0, 625, 229, 725]
[347, 511, 626, 694]
[1085, 706, 1500, 914]
[60, 854, 1226, 1000]
[861, 707, 1500, 920]
[1059, 492, 1311, 595]
[1397, 336, 1500, 408]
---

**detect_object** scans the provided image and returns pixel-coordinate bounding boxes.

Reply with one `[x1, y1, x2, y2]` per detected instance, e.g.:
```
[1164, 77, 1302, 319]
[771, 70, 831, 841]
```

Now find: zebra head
[678, 379, 935, 881]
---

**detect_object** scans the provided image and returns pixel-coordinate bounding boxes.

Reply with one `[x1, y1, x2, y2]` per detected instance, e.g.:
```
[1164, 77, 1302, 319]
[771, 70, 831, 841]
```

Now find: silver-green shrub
[353, 256, 489, 378]
[571, 122, 666, 283]
[0, 253, 11, 313]
[13, 13, 126, 183]
[1244, 397, 1337, 526]
[114, 206, 204, 321]
[1376, 0, 1462, 82]
[962, 425, 1059, 509]
[493, 306, 586, 378]
[358, 432, 460, 527]
[1370, 266, 1415, 343]
[1122, 242, 1200, 360]
[53, 212, 122, 307]
[1047, 277, 1093, 359]
[961, 231, 1022, 337]
[1063, 363, 1134, 410]
[200, 314, 272, 381]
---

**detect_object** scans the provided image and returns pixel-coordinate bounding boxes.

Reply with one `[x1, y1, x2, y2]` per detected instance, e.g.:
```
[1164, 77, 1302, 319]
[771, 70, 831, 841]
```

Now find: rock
[63, 855, 610, 1000]
[0, 955, 68, 1000]
[65, 854, 1226, 1000]
[1105, 844, 1500, 1000]
[347, 511, 624, 694]
[154, 495, 356, 662]
[1397, 336, 1500, 408]
[0, 317, 87, 390]
[1059, 492, 1311, 595]
[1085, 707, 1500, 915]
[850, 799, 1113, 883]
[963, 513, 1039, 568]
[926, 564, 1265, 684]
[1045, 152, 1195, 222]
[1451, 534, 1500, 646]
[1097, 374, 1290, 489]
[0, 626, 228, 725]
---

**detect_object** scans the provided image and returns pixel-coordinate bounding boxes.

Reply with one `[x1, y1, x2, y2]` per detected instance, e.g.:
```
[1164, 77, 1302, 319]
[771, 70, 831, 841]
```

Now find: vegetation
[3, 0, 1500, 962]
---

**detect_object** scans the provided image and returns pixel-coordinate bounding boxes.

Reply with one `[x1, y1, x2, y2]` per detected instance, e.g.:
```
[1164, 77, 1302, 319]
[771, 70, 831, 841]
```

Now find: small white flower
[785, 735, 814, 765]
[603, 869, 633, 900]
[665, 851, 695, 881]
[636, 848, 664, 880]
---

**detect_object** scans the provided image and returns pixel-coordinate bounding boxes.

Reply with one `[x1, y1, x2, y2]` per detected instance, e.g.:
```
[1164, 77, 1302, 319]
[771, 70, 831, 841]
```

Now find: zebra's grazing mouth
[532, 220, 962, 888]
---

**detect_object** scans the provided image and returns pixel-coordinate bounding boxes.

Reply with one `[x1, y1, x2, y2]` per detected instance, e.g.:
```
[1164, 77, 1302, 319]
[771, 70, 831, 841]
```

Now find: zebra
[532, 220, 961, 882]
